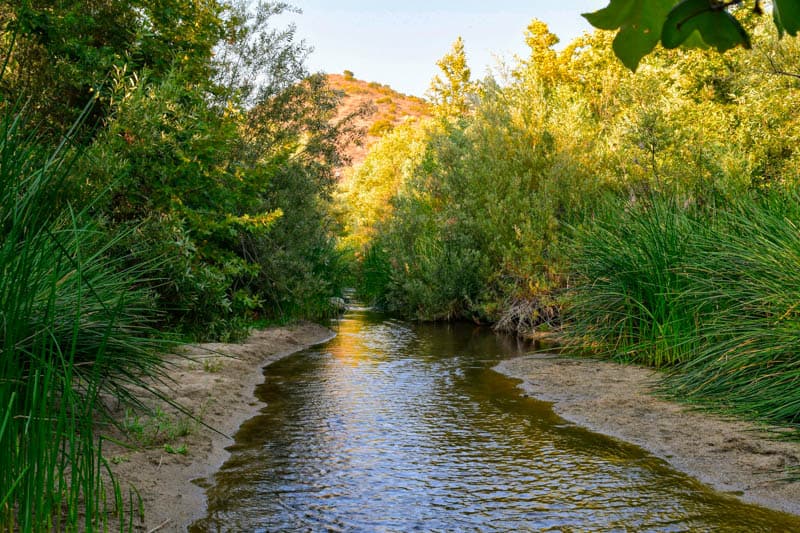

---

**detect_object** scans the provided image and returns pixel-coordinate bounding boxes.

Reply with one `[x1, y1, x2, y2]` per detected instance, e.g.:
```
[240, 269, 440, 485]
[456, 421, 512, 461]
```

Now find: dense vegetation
[342, 16, 800, 432]
[1, 0, 349, 528]
[5, 0, 800, 527]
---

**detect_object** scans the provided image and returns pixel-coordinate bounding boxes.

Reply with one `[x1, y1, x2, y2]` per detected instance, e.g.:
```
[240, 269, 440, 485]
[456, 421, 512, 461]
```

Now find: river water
[191, 306, 800, 532]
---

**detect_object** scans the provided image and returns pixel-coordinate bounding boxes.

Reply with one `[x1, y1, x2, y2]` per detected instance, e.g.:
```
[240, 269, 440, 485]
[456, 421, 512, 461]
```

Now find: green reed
[566, 192, 800, 429]
[0, 102, 166, 529]
[666, 193, 800, 426]
[564, 195, 703, 368]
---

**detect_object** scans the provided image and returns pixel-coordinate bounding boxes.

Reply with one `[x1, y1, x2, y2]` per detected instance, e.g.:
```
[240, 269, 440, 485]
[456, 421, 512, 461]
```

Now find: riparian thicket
[1, 0, 351, 528]
[342, 15, 800, 432]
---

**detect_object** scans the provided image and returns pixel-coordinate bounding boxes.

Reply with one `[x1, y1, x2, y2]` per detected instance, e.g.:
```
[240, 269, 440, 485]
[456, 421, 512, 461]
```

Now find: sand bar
[495, 354, 800, 517]
[106, 322, 334, 532]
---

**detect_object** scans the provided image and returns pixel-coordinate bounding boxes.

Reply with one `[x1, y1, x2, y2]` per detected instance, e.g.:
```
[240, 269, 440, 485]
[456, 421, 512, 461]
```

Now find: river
[191, 306, 800, 531]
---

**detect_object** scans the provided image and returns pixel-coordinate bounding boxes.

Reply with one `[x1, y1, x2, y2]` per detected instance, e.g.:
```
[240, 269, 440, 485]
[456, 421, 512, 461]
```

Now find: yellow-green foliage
[345, 17, 800, 326]
[368, 118, 395, 136]
[339, 121, 434, 252]
[428, 36, 475, 118]
[342, 17, 800, 427]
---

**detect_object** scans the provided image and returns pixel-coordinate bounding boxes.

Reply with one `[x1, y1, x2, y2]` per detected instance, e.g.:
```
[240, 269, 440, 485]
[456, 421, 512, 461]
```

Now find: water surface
[192, 307, 800, 531]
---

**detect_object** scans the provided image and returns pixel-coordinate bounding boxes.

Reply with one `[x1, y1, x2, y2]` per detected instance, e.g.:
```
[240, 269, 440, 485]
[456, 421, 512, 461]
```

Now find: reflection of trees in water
[194, 311, 800, 532]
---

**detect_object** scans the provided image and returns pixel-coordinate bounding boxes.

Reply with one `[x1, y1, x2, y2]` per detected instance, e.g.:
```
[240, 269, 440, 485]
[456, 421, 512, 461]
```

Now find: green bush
[360, 81, 599, 322]
[368, 118, 395, 136]
[78, 69, 263, 340]
[79, 66, 349, 338]
[377, 211, 489, 321]
[358, 245, 392, 308]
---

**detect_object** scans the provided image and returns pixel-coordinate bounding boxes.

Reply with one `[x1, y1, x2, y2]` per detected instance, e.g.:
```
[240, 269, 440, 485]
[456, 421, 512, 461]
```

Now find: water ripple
[192, 310, 800, 532]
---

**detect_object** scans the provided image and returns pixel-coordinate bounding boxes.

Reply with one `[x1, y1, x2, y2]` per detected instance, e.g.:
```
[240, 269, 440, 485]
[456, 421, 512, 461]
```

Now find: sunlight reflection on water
[191, 308, 800, 532]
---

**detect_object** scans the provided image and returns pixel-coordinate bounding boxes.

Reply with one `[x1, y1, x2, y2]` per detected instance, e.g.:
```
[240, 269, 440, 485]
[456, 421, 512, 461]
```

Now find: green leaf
[774, 0, 800, 37]
[662, 0, 750, 52]
[661, 0, 712, 48]
[701, 11, 751, 51]
[583, 0, 676, 71]
[583, 0, 637, 29]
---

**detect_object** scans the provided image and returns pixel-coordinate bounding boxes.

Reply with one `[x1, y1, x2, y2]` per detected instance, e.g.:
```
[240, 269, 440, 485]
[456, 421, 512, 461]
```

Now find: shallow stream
[191, 306, 800, 531]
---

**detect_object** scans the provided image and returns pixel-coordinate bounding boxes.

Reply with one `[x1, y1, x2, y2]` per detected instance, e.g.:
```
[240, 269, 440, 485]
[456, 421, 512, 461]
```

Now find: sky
[278, 1, 605, 97]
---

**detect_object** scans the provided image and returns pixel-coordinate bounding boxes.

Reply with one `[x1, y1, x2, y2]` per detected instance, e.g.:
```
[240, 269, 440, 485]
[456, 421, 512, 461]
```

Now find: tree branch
[766, 54, 800, 81]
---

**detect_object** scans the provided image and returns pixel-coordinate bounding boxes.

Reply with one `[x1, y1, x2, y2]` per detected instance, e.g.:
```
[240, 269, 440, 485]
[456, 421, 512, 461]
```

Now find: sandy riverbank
[495, 354, 800, 517]
[105, 322, 335, 532]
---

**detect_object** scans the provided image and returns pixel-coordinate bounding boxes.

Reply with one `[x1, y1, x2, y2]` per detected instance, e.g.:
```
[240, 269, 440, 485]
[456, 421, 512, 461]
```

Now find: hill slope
[328, 73, 430, 168]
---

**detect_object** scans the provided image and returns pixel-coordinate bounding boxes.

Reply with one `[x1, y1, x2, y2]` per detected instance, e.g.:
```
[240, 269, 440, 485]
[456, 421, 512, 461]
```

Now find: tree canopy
[428, 37, 474, 118]
[1, 0, 353, 338]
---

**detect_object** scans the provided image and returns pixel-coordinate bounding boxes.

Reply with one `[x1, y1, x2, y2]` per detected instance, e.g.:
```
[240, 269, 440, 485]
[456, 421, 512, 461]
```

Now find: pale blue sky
[280, 1, 605, 96]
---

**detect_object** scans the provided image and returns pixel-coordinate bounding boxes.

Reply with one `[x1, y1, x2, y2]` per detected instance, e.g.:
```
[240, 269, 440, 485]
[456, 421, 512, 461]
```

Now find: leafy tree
[3, 0, 356, 338]
[517, 19, 563, 83]
[347, 15, 800, 332]
[75, 2, 352, 337]
[428, 36, 474, 117]
[340, 121, 433, 251]
[3, 0, 225, 131]
[210, 0, 307, 110]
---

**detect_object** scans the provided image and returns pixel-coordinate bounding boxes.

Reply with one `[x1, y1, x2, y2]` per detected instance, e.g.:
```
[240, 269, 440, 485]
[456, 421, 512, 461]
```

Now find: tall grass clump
[566, 192, 800, 428]
[666, 193, 800, 426]
[0, 103, 166, 530]
[564, 195, 705, 367]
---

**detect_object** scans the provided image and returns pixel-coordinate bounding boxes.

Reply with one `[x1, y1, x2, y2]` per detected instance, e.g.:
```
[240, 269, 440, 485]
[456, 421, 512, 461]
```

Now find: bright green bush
[340, 121, 433, 252]
[358, 77, 601, 323]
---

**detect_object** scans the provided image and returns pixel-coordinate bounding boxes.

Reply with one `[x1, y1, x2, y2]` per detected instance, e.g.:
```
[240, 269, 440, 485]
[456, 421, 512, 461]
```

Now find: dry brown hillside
[328, 72, 430, 169]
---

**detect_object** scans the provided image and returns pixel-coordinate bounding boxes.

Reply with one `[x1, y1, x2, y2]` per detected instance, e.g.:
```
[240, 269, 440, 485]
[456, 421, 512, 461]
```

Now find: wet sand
[495, 354, 800, 517]
[105, 322, 335, 532]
